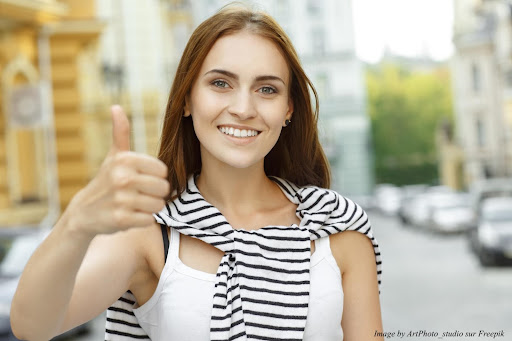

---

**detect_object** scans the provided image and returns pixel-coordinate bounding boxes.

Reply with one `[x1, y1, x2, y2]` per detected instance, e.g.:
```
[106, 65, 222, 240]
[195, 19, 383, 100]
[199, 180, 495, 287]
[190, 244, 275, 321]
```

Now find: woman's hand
[67, 105, 170, 238]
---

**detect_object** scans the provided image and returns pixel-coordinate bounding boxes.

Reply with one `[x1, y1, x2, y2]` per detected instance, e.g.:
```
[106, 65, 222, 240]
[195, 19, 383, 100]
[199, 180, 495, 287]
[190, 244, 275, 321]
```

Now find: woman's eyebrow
[204, 69, 286, 85]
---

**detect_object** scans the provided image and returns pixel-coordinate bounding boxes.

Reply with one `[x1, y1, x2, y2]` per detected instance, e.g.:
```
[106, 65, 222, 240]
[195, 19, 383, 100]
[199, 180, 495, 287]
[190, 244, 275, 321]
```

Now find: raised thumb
[110, 105, 131, 152]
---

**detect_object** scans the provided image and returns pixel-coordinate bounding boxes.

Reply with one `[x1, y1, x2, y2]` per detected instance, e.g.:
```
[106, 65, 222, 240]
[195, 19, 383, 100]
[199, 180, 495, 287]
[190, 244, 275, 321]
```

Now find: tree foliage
[366, 62, 453, 185]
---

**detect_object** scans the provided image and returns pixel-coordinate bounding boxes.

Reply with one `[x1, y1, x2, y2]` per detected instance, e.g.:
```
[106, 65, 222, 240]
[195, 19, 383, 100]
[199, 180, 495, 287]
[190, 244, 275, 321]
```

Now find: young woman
[10, 4, 383, 341]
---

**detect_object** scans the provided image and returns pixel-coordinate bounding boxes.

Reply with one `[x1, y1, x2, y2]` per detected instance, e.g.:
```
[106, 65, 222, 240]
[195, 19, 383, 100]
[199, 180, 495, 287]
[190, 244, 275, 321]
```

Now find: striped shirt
[105, 173, 382, 340]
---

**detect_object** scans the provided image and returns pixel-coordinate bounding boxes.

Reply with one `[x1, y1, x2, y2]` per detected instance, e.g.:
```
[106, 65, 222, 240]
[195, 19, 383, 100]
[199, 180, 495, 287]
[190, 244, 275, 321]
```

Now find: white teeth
[219, 127, 259, 138]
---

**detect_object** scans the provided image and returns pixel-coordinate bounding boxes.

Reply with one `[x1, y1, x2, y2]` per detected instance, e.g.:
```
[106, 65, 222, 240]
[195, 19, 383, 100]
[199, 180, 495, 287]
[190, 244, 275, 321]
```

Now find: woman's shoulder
[328, 230, 376, 274]
[88, 221, 162, 274]
[300, 187, 377, 276]
[128, 221, 167, 273]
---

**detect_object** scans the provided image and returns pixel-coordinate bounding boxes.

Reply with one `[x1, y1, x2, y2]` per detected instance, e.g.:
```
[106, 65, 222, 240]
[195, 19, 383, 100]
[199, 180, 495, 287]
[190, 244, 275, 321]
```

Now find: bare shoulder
[329, 230, 376, 275]
[83, 221, 164, 286]
[132, 221, 168, 277]
[329, 232, 382, 340]
[89, 221, 161, 258]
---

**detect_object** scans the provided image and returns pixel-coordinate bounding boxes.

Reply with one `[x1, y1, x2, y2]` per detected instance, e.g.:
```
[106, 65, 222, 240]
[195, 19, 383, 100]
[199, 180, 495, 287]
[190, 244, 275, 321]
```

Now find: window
[476, 118, 485, 147]
[307, 0, 323, 16]
[311, 28, 325, 55]
[472, 63, 481, 92]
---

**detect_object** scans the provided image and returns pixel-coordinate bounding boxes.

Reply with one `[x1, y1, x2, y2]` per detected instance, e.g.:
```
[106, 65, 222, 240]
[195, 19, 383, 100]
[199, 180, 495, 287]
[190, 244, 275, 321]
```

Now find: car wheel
[478, 250, 495, 267]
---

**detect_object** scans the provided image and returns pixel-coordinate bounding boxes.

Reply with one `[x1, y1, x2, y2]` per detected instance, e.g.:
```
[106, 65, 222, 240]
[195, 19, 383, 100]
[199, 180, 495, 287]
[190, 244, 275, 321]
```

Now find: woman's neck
[195, 163, 280, 218]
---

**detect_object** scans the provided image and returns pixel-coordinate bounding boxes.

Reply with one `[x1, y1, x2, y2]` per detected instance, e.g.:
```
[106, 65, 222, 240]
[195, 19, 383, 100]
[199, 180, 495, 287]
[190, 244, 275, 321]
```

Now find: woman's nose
[228, 90, 256, 119]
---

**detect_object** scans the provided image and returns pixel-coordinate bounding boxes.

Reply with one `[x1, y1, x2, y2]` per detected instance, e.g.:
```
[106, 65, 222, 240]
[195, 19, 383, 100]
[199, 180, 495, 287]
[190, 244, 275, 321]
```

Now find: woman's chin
[216, 155, 263, 170]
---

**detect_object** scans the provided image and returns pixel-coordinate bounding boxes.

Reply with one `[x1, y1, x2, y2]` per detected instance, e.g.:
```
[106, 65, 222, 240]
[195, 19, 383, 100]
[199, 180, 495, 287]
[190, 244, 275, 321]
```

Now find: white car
[471, 197, 512, 266]
[430, 193, 475, 234]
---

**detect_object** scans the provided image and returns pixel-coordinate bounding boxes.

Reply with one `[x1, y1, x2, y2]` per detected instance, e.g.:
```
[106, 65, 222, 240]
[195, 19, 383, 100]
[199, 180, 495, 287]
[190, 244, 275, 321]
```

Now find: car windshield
[483, 210, 512, 223]
[482, 206, 512, 222]
[0, 234, 41, 277]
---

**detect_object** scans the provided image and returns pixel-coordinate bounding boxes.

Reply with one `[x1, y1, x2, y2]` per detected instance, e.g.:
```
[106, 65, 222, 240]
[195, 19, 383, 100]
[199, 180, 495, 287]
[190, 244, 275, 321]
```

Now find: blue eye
[260, 86, 277, 94]
[212, 80, 229, 88]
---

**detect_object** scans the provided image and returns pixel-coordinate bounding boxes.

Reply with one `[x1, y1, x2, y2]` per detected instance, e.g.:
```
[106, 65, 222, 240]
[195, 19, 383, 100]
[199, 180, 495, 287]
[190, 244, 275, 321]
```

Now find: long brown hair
[158, 3, 331, 201]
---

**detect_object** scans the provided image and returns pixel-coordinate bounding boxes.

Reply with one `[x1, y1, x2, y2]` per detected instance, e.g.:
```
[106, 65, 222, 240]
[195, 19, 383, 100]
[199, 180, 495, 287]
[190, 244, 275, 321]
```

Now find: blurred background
[0, 0, 511, 339]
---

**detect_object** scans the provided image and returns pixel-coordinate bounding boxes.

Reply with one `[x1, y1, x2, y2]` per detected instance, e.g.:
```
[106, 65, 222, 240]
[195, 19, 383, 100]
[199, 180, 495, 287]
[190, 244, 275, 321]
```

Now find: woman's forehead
[199, 31, 290, 83]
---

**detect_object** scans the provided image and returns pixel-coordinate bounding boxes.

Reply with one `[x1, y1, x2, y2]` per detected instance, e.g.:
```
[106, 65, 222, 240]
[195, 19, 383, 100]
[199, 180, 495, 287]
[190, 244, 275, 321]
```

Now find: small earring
[284, 119, 291, 127]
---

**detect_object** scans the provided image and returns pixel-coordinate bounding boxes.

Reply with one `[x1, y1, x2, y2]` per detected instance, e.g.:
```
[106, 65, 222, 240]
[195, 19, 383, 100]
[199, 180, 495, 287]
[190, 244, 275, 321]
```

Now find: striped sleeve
[104, 291, 149, 340]
[270, 177, 382, 293]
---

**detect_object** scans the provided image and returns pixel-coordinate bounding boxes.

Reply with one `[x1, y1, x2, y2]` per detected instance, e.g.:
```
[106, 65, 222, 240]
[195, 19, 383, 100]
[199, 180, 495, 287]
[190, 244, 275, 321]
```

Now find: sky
[351, 0, 454, 63]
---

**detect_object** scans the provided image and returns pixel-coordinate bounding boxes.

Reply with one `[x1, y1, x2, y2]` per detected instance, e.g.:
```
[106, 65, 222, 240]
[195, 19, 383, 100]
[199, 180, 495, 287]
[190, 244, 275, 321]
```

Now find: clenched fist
[67, 105, 170, 237]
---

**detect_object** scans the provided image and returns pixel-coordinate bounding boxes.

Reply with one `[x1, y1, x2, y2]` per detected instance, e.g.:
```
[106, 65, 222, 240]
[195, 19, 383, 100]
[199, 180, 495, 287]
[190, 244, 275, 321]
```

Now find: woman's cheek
[200, 91, 229, 112]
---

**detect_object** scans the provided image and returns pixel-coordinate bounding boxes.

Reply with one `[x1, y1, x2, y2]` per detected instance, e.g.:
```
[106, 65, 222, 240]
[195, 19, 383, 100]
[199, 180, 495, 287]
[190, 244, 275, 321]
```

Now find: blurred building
[437, 119, 465, 190]
[0, 0, 103, 227]
[94, 0, 193, 163]
[193, 0, 374, 196]
[452, 0, 512, 184]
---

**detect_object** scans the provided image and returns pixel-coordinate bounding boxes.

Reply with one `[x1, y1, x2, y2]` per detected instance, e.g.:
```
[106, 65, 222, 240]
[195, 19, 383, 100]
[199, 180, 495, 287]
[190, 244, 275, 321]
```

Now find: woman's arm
[330, 230, 384, 341]
[10, 106, 169, 340]
[10, 209, 152, 341]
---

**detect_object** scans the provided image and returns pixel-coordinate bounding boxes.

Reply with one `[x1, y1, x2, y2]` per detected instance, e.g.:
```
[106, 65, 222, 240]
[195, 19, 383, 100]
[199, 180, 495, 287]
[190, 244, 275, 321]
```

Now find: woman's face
[185, 31, 293, 170]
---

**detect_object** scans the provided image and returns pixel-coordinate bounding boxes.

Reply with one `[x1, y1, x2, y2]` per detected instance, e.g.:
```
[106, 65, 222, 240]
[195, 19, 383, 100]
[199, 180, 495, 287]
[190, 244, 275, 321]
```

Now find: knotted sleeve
[274, 178, 383, 293]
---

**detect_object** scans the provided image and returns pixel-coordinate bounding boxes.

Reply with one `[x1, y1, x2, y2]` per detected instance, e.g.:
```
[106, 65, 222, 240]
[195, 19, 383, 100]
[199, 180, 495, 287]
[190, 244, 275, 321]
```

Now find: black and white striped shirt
[105, 173, 382, 340]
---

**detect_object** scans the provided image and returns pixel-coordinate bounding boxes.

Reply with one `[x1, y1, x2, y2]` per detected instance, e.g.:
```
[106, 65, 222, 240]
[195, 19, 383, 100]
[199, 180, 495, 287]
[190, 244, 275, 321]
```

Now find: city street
[72, 211, 512, 340]
[372, 211, 511, 339]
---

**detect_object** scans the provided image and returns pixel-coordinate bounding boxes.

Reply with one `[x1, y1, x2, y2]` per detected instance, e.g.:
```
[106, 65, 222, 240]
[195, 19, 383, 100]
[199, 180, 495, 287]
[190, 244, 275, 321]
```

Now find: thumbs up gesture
[67, 105, 170, 237]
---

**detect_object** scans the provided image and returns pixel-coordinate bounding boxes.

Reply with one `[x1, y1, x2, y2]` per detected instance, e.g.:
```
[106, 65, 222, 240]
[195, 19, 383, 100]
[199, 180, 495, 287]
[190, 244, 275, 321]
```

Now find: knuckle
[114, 172, 132, 189]
[113, 191, 129, 207]
[113, 209, 128, 227]
[112, 191, 122, 206]
[115, 151, 132, 163]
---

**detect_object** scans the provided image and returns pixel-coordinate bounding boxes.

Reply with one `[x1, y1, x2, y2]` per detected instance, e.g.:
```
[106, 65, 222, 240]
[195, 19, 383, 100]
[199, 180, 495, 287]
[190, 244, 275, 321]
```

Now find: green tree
[366, 62, 453, 185]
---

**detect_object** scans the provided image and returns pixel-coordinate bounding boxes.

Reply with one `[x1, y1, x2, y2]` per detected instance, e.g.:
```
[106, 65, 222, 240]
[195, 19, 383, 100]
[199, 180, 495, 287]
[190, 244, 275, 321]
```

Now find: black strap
[160, 224, 169, 264]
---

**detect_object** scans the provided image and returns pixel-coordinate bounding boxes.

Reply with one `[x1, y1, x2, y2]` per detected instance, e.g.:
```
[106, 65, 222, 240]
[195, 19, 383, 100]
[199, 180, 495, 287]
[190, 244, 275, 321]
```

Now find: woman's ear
[184, 95, 191, 117]
[286, 97, 294, 120]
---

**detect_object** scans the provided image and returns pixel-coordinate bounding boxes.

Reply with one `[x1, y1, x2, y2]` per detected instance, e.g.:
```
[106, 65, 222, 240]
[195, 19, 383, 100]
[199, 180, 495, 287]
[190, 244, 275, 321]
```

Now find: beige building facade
[0, 0, 196, 228]
[451, 0, 512, 186]
[0, 0, 103, 227]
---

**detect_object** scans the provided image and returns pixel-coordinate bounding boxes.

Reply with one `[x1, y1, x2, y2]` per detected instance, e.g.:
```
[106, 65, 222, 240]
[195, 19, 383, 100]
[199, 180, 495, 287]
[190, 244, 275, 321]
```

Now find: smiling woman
[9, 3, 383, 341]
[184, 31, 293, 169]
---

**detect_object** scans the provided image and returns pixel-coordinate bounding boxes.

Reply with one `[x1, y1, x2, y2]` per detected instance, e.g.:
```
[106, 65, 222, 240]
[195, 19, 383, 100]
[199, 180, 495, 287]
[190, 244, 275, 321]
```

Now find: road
[373, 211, 511, 340]
[68, 211, 512, 340]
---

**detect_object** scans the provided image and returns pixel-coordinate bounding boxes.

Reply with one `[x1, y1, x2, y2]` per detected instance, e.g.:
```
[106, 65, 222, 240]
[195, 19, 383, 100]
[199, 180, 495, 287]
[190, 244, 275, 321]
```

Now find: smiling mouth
[218, 126, 261, 138]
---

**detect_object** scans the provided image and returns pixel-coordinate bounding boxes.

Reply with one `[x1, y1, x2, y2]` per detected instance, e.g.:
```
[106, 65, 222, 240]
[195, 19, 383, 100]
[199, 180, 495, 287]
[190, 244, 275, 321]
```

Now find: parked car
[397, 184, 428, 225]
[429, 193, 475, 234]
[0, 228, 91, 340]
[374, 184, 402, 215]
[469, 177, 512, 212]
[469, 197, 512, 266]
[406, 188, 455, 228]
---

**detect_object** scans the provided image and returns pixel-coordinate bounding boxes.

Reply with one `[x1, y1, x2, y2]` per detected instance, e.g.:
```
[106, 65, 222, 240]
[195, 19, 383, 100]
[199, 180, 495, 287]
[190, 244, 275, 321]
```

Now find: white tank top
[131, 227, 344, 340]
